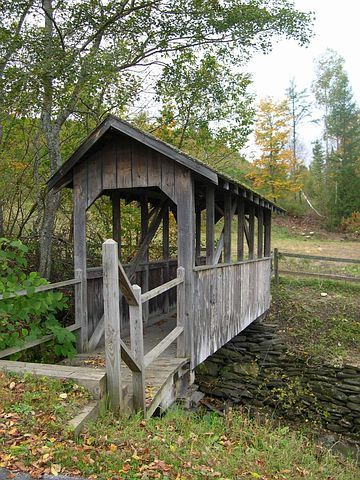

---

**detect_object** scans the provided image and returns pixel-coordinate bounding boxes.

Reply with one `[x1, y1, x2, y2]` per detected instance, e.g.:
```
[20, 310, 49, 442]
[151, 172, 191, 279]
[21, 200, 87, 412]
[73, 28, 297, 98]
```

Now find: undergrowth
[270, 277, 360, 365]
[0, 372, 359, 479]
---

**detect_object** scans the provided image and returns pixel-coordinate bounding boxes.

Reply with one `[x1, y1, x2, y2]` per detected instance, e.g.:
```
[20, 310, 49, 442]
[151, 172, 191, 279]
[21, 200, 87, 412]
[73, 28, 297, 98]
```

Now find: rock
[348, 395, 360, 404]
[320, 292, 328, 297]
[346, 402, 360, 413]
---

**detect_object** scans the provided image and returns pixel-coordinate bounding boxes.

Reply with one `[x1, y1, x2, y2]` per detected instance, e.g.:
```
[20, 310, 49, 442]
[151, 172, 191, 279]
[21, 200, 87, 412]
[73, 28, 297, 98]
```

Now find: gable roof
[47, 114, 285, 214]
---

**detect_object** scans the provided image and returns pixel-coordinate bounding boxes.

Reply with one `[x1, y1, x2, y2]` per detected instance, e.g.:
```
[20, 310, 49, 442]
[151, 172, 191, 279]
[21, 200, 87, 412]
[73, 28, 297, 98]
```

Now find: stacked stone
[196, 320, 360, 437]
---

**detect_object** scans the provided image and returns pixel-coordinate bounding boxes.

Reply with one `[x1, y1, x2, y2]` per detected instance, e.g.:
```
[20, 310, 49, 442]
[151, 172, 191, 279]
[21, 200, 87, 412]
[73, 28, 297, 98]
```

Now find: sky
[245, 0, 360, 162]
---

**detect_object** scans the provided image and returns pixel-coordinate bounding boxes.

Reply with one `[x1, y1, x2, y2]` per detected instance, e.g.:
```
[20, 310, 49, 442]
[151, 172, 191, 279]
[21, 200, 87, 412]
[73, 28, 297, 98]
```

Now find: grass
[269, 277, 360, 366]
[0, 373, 359, 479]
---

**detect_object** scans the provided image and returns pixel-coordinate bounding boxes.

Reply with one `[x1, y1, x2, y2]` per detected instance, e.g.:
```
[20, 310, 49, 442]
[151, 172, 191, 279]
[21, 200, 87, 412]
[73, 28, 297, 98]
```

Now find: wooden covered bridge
[45, 115, 284, 415]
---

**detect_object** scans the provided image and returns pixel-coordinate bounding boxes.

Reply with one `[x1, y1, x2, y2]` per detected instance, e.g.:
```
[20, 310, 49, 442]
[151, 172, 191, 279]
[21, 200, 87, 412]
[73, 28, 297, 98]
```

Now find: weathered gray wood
[248, 204, 255, 260]
[73, 166, 88, 353]
[117, 138, 132, 188]
[132, 140, 148, 187]
[257, 206, 264, 259]
[129, 285, 146, 413]
[192, 258, 271, 366]
[118, 260, 139, 306]
[141, 198, 150, 323]
[161, 155, 176, 202]
[162, 205, 170, 313]
[119, 338, 141, 373]
[103, 239, 123, 410]
[144, 326, 184, 367]
[195, 210, 201, 265]
[206, 185, 215, 265]
[140, 275, 184, 303]
[176, 168, 195, 361]
[0, 278, 80, 300]
[264, 209, 271, 257]
[112, 192, 121, 260]
[274, 248, 279, 284]
[214, 201, 237, 264]
[0, 323, 80, 359]
[237, 197, 244, 261]
[224, 191, 232, 263]
[279, 252, 360, 264]
[176, 266, 185, 358]
[279, 270, 360, 283]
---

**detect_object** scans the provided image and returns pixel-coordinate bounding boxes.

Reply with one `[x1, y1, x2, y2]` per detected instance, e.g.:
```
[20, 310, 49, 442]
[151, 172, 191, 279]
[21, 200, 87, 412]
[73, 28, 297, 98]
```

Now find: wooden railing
[102, 239, 185, 414]
[273, 249, 360, 284]
[0, 276, 83, 359]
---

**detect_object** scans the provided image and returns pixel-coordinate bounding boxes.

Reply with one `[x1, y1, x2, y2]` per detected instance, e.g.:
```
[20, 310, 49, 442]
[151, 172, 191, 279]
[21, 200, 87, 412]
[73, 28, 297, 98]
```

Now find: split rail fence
[273, 248, 360, 283]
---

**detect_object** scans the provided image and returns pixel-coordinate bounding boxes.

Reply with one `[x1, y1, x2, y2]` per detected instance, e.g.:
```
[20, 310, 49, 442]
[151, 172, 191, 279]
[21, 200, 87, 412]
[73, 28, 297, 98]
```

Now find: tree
[0, 0, 313, 276]
[247, 98, 303, 202]
[312, 49, 360, 224]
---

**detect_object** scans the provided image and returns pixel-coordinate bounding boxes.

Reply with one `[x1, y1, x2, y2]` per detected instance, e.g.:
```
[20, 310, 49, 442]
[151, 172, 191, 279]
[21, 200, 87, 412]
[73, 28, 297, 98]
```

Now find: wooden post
[206, 185, 215, 265]
[195, 209, 201, 265]
[141, 199, 149, 324]
[129, 285, 146, 413]
[176, 169, 195, 361]
[248, 203, 255, 260]
[264, 209, 272, 257]
[274, 247, 279, 284]
[112, 192, 121, 260]
[162, 204, 170, 313]
[257, 206, 264, 259]
[224, 191, 232, 263]
[237, 196, 244, 261]
[73, 168, 88, 353]
[102, 239, 122, 411]
[176, 266, 185, 357]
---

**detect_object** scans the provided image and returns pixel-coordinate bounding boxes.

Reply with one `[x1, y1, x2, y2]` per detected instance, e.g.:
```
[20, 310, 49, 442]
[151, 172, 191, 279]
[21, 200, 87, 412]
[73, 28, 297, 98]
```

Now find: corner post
[102, 239, 122, 411]
[129, 285, 146, 413]
[176, 266, 185, 357]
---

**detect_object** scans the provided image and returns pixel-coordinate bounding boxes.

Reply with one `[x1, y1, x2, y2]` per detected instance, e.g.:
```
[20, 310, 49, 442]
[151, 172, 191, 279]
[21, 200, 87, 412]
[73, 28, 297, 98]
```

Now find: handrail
[278, 251, 360, 264]
[141, 273, 184, 303]
[0, 278, 80, 300]
[193, 256, 271, 272]
[144, 326, 183, 367]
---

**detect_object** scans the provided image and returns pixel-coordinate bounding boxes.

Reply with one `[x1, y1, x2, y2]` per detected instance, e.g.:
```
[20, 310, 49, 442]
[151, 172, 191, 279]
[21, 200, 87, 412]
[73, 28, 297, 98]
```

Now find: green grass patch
[0, 372, 359, 478]
[270, 277, 360, 365]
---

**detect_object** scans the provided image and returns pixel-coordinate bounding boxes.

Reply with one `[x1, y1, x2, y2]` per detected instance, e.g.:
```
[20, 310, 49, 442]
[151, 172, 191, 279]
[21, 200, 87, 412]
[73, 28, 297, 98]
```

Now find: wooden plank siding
[192, 258, 271, 365]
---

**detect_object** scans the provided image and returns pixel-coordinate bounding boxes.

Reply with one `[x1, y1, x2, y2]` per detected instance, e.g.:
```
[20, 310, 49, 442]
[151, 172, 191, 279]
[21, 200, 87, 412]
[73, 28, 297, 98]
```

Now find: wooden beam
[214, 201, 237, 264]
[237, 197, 244, 261]
[206, 185, 215, 265]
[195, 210, 201, 265]
[102, 239, 122, 411]
[112, 192, 121, 260]
[141, 198, 149, 323]
[162, 204, 170, 313]
[73, 168, 88, 353]
[224, 191, 232, 263]
[257, 206, 264, 259]
[248, 203, 255, 260]
[129, 285, 146, 413]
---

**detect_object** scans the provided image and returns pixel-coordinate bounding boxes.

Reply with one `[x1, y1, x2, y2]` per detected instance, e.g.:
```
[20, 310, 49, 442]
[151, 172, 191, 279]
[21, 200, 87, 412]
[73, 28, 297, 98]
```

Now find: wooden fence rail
[0, 276, 82, 359]
[273, 248, 360, 284]
[102, 239, 185, 414]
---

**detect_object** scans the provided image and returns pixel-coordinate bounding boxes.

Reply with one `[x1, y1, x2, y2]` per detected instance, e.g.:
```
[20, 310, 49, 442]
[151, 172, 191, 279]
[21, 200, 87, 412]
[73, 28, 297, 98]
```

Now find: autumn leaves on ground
[1, 372, 359, 480]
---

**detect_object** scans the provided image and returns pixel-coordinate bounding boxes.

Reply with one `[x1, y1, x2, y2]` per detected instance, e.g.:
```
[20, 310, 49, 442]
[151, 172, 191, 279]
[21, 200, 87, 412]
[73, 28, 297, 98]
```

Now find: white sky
[245, 0, 360, 163]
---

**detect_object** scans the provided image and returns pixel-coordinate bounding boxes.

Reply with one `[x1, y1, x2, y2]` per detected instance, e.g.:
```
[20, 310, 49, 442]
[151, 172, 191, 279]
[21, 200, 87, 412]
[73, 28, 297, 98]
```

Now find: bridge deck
[63, 313, 190, 414]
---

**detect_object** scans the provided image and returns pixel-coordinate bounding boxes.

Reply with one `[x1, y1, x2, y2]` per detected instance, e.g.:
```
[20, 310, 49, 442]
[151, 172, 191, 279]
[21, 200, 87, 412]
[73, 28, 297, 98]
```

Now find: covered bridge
[47, 115, 284, 414]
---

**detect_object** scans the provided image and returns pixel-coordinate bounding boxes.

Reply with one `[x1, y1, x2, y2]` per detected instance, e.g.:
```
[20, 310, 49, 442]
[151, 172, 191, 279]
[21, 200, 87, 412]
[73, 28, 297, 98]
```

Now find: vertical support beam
[102, 239, 122, 411]
[206, 185, 215, 265]
[195, 210, 201, 265]
[141, 198, 149, 324]
[163, 204, 170, 313]
[224, 191, 232, 263]
[176, 169, 195, 361]
[264, 209, 272, 257]
[73, 168, 88, 353]
[176, 266, 185, 357]
[248, 203, 255, 260]
[274, 247, 279, 284]
[112, 192, 121, 260]
[257, 206, 264, 259]
[237, 196, 244, 261]
[129, 285, 146, 413]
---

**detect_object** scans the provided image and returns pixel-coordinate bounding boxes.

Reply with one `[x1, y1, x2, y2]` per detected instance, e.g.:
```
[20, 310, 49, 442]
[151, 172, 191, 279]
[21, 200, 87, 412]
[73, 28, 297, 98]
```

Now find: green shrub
[0, 238, 76, 360]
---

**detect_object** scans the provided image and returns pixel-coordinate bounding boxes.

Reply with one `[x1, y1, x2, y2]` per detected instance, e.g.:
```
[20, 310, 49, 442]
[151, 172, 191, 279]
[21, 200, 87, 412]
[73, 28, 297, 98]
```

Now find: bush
[341, 212, 360, 236]
[0, 238, 76, 360]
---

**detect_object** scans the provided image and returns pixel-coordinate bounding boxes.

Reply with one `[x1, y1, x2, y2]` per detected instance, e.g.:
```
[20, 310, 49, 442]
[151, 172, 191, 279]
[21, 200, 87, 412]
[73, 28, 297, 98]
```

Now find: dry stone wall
[196, 319, 360, 437]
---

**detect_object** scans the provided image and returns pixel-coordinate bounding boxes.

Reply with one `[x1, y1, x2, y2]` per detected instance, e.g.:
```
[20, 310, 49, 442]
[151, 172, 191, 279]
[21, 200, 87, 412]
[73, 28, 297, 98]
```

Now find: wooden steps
[0, 360, 107, 400]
